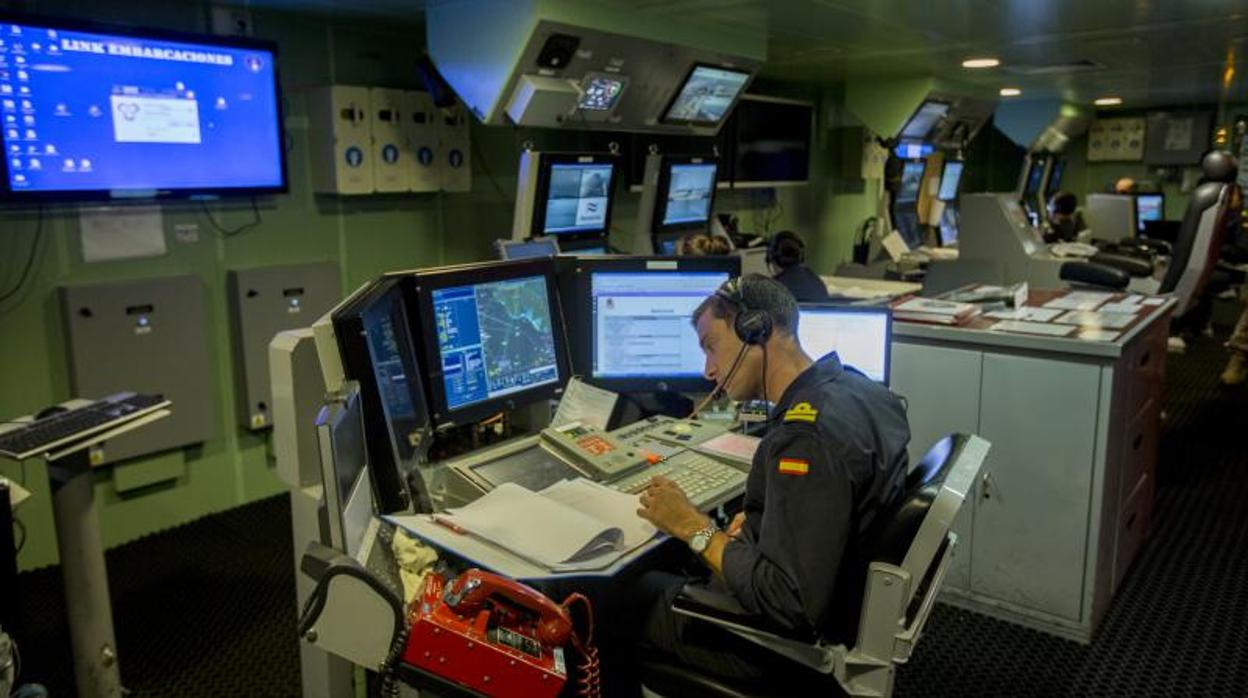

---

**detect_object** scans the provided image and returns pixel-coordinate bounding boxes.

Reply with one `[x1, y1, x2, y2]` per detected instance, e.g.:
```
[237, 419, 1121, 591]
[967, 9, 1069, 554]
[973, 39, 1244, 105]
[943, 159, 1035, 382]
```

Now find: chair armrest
[1060, 261, 1131, 290]
[1091, 252, 1153, 277]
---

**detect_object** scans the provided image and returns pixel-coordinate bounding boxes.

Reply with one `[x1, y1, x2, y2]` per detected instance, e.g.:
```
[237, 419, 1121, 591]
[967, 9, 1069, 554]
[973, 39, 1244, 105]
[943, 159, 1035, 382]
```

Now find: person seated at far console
[678, 232, 733, 256]
[766, 230, 829, 302]
[632, 274, 912, 683]
[1045, 191, 1088, 243]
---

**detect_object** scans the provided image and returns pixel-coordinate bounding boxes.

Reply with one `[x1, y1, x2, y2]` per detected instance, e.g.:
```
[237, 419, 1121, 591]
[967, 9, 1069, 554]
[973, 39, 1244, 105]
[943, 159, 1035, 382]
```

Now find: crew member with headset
[766, 230, 830, 302]
[632, 274, 912, 682]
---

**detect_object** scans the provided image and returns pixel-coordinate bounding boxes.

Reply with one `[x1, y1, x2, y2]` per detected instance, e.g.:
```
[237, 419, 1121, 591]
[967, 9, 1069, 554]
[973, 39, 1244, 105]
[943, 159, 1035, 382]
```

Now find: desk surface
[892, 289, 1175, 358]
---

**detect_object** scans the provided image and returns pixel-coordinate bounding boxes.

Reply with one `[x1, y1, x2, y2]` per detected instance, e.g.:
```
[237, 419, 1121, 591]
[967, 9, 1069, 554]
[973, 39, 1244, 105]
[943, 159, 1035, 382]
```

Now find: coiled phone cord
[561, 593, 601, 698]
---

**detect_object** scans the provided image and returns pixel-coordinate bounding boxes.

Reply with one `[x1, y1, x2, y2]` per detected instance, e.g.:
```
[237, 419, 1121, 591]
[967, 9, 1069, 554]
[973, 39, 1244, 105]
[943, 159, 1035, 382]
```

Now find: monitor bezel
[315, 382, 372, 557]
[660, 62, 753, 127]
[407, 259, 573, 429]
[936, 159, 964, 202]
[561, 254, 741, 394]
[651, 155, 720, 235]
[529, 152, 619, 242]
[331, 277, 430, 514]
[797, 303, 893, 386]
[0, 11, 289, 203]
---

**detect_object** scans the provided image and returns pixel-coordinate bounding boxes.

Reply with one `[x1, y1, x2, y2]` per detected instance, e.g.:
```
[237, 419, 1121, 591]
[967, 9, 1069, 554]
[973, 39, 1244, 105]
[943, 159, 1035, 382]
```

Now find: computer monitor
[661, 64, 751, 126]
[409, 259, 571, 428]
[332, 278, 431, 513]
[0, 16, 286, 201]
[316, 383, 373, 558]
[937, 160, 964, 202]
[797, 305, 892, 385]
[530, 153, 618, 240]
[1045, 159, 1065, 198]
[897, 161, 926, 204]
[1085, 194, 1137, 242]
[938, 207, 959, 247]
[898, 100, 950, 142]
[1135, 194, 1164, 232]
[497, 238, 560, 260]
[559, 255, 741, 393]
[655, 158, 719, 231]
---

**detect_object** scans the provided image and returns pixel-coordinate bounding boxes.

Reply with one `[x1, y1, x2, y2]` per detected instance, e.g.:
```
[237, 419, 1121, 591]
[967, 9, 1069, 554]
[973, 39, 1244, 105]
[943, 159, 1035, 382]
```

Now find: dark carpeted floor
[10, 333, 1248, 696]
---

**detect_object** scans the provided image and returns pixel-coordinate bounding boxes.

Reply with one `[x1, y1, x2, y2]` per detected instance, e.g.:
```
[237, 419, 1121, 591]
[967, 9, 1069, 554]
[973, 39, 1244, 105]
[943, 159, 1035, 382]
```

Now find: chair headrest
[1201, 150, 1238, 183]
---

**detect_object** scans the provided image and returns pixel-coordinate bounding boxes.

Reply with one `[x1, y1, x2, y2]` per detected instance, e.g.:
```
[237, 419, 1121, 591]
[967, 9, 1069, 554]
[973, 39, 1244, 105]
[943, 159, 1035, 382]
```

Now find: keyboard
[0, 392, 168, 460]
[608, 450, 747, 510]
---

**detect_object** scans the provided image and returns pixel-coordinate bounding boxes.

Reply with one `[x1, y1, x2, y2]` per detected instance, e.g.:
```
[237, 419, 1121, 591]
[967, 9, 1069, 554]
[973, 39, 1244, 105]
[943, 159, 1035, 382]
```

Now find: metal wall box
[59, 275, 216, 464]
[228, 262, 341, 430]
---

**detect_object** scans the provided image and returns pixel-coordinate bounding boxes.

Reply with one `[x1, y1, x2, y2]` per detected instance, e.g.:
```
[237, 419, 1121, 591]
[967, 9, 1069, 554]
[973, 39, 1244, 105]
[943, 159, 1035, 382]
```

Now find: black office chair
[1060, 150, 1239, 300]
[638, 434, 991, 698]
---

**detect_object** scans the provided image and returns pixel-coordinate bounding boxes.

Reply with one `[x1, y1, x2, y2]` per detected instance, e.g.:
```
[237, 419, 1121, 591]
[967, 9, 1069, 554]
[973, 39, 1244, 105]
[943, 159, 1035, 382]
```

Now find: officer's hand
[727, 512, 747, 538]
[637, 476, 711, 542]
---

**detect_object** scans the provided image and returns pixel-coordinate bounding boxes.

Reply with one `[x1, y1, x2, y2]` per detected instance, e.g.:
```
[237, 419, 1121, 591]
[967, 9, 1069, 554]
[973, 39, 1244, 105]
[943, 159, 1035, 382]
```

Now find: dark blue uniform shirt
[721, 352, 911, 638]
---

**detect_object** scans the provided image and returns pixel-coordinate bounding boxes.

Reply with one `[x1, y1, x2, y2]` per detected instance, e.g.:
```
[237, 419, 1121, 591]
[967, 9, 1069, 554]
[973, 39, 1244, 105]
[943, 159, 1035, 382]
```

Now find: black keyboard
[0, 393, 167, 459]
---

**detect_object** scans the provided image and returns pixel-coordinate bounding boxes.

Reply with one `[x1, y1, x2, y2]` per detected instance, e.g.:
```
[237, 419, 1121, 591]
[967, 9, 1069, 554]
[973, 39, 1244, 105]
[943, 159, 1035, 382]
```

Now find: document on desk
[988, 320, 1076, 337]
[693, 431, 761, 467]
[1098, 302, 1145, 315]
[552, 377, 618, 431]
[1041, 291, 1116, 311]
[985, 307, 1063, 322]
[1052, 310, 1137, 329]
[421, 481, 656, 572]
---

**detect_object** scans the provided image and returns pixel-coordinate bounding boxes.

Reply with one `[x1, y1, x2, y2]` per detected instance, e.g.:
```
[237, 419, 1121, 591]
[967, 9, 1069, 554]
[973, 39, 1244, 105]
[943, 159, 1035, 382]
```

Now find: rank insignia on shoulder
[778, 458, 810, 476]
[783, 402, 818, 423]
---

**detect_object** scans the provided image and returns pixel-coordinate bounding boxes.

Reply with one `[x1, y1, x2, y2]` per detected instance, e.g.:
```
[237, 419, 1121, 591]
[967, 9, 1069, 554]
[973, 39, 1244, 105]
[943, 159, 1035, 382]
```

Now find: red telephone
[403, 569, 598, 698]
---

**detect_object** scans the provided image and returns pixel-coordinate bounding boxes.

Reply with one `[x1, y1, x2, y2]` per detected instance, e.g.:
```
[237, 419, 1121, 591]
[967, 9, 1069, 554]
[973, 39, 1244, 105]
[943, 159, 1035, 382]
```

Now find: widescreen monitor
[661, 64, 751, 126]
[898, 100, 950, 141]
[559, 256, 740, 393]
[797, 305, 892, 385]
[0, 16, 286, 200]
[410, 259, 571, 428]
[1135, 194, 1164, 232]
[937, 160, 963, 202]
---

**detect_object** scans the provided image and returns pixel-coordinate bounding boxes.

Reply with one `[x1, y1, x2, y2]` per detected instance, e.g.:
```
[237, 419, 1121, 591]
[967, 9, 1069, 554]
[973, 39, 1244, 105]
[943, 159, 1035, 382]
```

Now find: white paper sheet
[1041, 291, 1115, 311]
[441, 483, 609, 567]
[79, 205, 167, 262]
[988, 320, 1076, 337]
[985, 307, 1063, 322]
[1141, 297, 1167, 306]
[540, 479, 654, 550]
[1077, 329, 1121, 342]
[1053, 311, 1137, 329]
[1098, 302, 1144, 315]
[552, 377, 618, 431]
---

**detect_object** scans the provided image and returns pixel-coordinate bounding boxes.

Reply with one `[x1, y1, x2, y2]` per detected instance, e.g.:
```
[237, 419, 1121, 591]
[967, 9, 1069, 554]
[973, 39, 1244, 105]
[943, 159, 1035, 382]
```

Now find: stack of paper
[893, 297, 981, 326]
[434, 480, 656, 572]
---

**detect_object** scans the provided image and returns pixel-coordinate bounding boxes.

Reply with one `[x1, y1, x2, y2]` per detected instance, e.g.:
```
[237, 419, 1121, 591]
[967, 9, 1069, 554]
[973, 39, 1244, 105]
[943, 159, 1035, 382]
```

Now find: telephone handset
[443, 568, 572, 647]
[404, 568, 601, 698]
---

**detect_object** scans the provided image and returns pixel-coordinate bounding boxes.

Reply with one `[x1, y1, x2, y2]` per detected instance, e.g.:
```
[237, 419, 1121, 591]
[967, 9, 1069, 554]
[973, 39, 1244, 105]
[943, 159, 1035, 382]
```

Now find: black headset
[716, 276, 773, 346]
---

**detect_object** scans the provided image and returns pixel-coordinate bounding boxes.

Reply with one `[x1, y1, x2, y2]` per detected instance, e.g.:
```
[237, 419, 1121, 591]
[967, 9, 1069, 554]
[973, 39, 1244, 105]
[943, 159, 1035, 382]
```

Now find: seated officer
[1045, 191, 1087, 243]
[766, 230, 830, 302]
[633, 274, 911, 682]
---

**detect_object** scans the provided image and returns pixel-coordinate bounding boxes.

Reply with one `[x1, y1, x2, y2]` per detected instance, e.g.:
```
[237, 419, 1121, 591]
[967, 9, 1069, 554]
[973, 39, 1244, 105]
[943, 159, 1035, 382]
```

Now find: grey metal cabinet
[888, 303, 1170, 643]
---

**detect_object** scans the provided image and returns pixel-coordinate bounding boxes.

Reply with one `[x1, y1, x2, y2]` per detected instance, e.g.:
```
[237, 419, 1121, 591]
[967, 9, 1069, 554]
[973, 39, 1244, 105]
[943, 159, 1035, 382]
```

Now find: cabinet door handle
[981, 472, 993, 500]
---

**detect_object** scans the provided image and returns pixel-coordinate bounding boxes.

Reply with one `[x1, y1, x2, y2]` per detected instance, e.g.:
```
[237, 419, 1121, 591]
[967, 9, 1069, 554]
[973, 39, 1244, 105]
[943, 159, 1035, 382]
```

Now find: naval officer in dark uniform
[634, 273, 912, 680]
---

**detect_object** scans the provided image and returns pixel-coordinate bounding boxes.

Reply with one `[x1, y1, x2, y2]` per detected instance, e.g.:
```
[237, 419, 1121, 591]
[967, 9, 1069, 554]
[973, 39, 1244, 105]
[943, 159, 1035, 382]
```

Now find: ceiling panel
[245, 0, 1248, 107]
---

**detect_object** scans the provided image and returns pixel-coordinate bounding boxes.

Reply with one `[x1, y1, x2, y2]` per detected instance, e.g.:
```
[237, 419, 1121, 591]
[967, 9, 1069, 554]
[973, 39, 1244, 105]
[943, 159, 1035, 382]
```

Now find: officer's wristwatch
[688, 522, 719, 554]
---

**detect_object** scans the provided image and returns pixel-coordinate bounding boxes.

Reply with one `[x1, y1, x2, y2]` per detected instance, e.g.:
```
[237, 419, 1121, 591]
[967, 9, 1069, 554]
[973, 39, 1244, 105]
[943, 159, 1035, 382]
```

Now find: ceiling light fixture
[999, 87, 1022, 97]
[962, 57, 1001, 69]
[1094, 96, 1123, 106]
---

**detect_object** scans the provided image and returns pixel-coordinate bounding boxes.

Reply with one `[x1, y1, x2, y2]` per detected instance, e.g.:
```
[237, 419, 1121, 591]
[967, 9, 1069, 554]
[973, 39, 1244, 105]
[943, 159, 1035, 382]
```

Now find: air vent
[1004, 59, 1104, 76]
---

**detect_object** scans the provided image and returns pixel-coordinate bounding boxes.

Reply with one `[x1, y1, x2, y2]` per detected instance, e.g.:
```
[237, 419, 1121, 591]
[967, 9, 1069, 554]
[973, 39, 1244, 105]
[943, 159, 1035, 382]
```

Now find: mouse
[35, 405, 69, 420]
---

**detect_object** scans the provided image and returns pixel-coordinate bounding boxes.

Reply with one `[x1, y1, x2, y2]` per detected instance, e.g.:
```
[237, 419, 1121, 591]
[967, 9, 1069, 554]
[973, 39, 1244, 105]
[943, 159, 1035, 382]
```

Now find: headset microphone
[687, 339, 750, 419]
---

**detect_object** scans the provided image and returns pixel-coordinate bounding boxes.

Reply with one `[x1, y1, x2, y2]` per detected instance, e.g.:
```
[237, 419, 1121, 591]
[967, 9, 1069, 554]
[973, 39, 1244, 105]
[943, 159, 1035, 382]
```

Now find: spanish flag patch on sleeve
[783, 402, 818, 423]
[778, 457, 810, 476]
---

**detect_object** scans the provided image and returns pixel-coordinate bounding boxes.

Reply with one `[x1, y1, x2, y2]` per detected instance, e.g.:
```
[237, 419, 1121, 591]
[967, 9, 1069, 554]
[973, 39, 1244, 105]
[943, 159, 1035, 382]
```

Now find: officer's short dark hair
[691, 274, 800, 338]
[1051, 191, 1077, 216]
[766, 230, 806, 268]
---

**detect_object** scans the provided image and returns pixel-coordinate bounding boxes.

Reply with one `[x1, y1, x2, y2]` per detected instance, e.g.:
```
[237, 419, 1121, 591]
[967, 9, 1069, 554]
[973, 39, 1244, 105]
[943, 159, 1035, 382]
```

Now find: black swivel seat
[638, 434, 990, 698]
